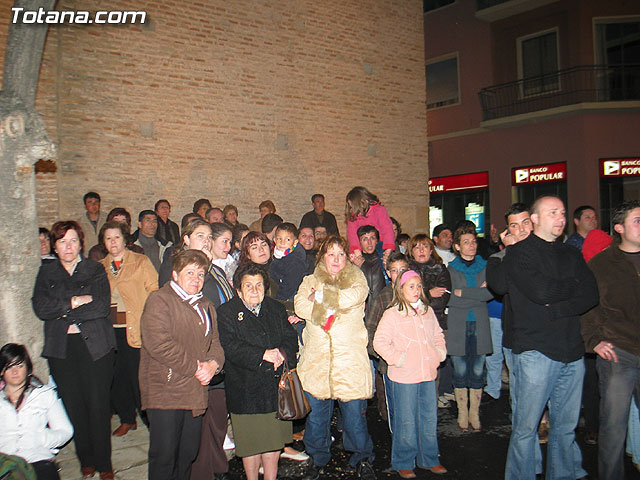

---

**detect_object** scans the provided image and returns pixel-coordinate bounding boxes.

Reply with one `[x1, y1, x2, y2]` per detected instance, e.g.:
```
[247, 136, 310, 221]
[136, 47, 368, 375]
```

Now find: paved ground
[57, 387, 640, 479]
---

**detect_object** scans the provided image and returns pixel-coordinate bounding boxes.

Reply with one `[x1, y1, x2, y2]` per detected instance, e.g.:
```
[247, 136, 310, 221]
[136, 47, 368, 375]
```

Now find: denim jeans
[596, 347, 640, 480]
[484, 317, 504, 399]
[303, 393, 374, 468]
[388, 379, 440, 470]
[505, 350, 586, 480]
[451, 321, 485, 389]
[626, 397, 640, 464]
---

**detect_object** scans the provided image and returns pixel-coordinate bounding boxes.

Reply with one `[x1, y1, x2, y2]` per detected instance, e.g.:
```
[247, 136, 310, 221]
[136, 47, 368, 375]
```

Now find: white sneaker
[437, 396, 450, 408]
[280, 449, 309, 461]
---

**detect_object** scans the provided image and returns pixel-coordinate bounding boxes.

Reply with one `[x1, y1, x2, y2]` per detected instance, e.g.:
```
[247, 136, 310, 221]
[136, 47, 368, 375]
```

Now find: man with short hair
[582, 200, 640, 480]
[154, 199, 179, 246]
[132, 210, 171, 272]
[261, 213, 283, 242]
[566, 205, 598, 251]
[351, 225, 385, 315]
[503, 196, 598, 480]
[206, 207, 224, 224]
[298, 227, 317, 274]
[76, 191, 107, 251]
[313, 225, 328, 249]
[299, 194, 340, 235]
[249, 200, 276, 232]
[432, 224, 455, 265]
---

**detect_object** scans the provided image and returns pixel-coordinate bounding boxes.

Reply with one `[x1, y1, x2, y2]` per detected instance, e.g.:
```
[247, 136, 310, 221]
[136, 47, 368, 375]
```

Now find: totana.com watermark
[11, 7, 146, 24]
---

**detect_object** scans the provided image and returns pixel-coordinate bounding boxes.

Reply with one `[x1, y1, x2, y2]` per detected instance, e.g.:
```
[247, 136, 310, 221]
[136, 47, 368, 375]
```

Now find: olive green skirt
[230, 411, 292, 457]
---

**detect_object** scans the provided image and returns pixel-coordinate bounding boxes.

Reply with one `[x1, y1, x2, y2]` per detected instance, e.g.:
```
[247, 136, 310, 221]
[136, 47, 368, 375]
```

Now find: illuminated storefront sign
[428, 172, 489, 193]
[512, 162, 566, 185]
[600, 158, 640, 177]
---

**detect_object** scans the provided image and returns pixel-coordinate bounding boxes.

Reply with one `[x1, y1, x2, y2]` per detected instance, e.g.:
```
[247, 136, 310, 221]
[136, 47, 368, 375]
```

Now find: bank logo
[515, 169, 529, 183]
[603, 160, 620, 176]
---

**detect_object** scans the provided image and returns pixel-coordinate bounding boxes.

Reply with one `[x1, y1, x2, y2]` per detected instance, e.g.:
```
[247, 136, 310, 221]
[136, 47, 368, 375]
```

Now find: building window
[517, 29, 559, 96]
[423, 0, 454, 14]
[426, 55, 460, 109]
[594, 18, 640, 101]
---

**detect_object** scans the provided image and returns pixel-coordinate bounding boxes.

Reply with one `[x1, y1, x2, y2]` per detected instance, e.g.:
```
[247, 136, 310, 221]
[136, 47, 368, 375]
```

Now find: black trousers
[48, 334, 115, 473]
[190, 388, 229, 479]
[148, 409, 203, 480]
[32, 460, 60, 480]
[111, 328, 142, 425]
[583, 352, 600, 432]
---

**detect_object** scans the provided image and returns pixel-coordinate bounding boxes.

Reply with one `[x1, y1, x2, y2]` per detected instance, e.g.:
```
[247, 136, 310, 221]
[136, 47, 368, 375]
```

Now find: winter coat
[218, 296, 298, 414]
[360, 252, 386, 315]
[100, 249, 158, 348]
[373, 304, 446, 384]
[446, 256, 493, 356]
[139, 283, 225, 416]
[32, 257, 116, 361]
[294, 261, 372, 401]
[269, 244, 309, 301]
[0, 379, 73, 463]
[409, 258, 451, 329]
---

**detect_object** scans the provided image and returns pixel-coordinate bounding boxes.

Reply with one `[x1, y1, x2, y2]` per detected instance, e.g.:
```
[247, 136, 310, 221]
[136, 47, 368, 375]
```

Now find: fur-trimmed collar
[309, 261, 363, 328]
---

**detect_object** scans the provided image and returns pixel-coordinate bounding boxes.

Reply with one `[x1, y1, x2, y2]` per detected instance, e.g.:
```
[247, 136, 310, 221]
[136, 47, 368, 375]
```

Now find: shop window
[517, 29, 559, 97]
[426, 55, 460, 109]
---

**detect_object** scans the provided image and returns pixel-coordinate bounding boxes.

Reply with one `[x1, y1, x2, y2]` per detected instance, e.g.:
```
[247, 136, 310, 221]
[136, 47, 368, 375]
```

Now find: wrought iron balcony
[478, 64, 640, 121]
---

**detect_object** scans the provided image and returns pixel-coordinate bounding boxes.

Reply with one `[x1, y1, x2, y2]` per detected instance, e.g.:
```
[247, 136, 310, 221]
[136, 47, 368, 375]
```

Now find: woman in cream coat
[294, 234, 375, 480]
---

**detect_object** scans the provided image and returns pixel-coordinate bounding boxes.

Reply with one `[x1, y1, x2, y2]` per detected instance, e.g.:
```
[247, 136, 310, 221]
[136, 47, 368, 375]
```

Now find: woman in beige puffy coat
[294, 235, 376, 480]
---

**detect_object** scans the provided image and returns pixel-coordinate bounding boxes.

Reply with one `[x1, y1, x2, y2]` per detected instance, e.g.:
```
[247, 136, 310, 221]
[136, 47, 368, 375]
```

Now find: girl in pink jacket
[373, 270, 447, 479]
[345, 186, 396, 258]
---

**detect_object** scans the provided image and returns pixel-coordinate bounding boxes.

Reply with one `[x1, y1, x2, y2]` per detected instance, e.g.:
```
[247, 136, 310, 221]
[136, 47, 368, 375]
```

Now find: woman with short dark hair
[217, 263, 298, 480]
[32, 220, 116, 480]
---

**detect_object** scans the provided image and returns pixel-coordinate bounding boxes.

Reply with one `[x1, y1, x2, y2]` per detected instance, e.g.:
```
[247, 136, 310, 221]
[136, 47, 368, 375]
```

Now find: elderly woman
[139, 249, 225, 480]
[88, 207, 143, 262]
[0, 343, 73, 480]
[98, 220, 158, 437]
[294, 234, 376, 480]
[217, 263, 298, 480]
[223, 204, 239, 227]
[447, 225, 493, 432]
[32, 220, 116, 480]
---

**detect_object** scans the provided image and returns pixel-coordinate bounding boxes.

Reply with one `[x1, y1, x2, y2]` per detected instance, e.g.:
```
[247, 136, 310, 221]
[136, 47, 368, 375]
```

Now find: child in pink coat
[373, 270, 447, 478]
[345, 186, 396, 260]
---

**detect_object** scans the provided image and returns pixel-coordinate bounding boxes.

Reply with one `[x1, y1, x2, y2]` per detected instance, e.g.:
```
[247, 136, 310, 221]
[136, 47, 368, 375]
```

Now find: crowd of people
[2, 187, 640, 480]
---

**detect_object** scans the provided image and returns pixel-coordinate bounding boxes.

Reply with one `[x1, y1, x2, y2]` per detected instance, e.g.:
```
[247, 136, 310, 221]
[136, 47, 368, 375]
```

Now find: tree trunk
[0, 0, 56, 378]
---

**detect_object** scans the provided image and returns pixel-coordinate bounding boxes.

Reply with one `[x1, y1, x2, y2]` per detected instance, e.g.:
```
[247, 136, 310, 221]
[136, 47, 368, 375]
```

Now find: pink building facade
[425, 0, 640, 235]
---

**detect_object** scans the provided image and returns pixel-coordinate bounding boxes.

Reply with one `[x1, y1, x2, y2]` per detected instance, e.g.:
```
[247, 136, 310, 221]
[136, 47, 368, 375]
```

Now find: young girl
[345, 186, 396, 259]
[373, 270, 447, 479]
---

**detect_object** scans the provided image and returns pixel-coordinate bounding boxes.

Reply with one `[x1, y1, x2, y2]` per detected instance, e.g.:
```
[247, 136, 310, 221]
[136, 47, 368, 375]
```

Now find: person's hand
[480, 281, 487, 288]
[350, 251, 364, 267]
[288, 315, 303, 324]
[429, 287, 447, 298]
[263, 349, 285, 370]
[454, 289, 462, 297]
[195, 360, 218, 385]
[594, 341, 618, 363]
[382, 249, 392, 267]
[500, 228, 517, 247]
[200, 245, 213, 261]
[71, 295, 93, 309]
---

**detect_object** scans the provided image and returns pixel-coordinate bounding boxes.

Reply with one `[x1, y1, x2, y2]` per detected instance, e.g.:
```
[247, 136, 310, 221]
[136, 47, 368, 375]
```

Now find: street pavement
[56, 387, 640, 479]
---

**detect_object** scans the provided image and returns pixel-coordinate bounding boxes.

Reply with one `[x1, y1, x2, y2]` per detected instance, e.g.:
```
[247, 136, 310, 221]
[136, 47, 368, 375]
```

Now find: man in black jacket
[582, 200, 640, 480]
[503, 196, 598, 480]
[351, 225, 386, 315]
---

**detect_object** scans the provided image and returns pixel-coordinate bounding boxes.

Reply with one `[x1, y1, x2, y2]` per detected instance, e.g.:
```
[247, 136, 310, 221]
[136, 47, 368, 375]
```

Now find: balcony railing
[478, 64, 640, 121]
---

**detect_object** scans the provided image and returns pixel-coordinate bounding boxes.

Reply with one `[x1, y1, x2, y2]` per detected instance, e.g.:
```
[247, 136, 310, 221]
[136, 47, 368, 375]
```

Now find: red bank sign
[600, 158, 640, 177]
[428, 172, 489, 193]
[512, 162, 566, 185]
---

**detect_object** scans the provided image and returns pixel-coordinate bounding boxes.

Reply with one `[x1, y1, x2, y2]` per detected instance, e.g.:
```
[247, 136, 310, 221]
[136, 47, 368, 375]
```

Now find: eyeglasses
[389, 268, 409, 275]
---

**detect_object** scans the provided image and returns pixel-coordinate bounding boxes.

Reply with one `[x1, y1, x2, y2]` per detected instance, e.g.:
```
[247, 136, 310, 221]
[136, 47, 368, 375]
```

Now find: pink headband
[400, 270, 420, 286]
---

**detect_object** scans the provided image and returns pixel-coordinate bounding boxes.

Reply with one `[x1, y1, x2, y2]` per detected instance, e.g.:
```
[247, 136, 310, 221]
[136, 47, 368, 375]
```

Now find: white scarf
[170, 281, 210, 335]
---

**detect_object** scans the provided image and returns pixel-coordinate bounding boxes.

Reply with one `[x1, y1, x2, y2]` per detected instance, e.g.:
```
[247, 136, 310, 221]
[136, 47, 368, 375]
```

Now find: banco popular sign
[512, 162, 566, 185]
[600, 158, 640, 177]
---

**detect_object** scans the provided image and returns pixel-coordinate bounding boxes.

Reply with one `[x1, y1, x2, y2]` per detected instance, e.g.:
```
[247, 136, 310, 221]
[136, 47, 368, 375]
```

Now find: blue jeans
[596, 347, 640, 480]
[484, 317, 504, 399]
[451, 321, 485, 389]
[303, 393, 374, 468]
[626, 397, 640, 464]
[505, 351, 586, 480]
[388, 379, 439, 470]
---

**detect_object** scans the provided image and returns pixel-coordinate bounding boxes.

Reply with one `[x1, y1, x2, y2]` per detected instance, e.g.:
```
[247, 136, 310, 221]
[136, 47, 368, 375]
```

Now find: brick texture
[0, 0, 428, 235]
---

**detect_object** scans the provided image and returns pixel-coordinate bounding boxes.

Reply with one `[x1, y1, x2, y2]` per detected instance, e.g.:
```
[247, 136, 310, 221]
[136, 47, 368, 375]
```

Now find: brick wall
[1, 0, 429, 236]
